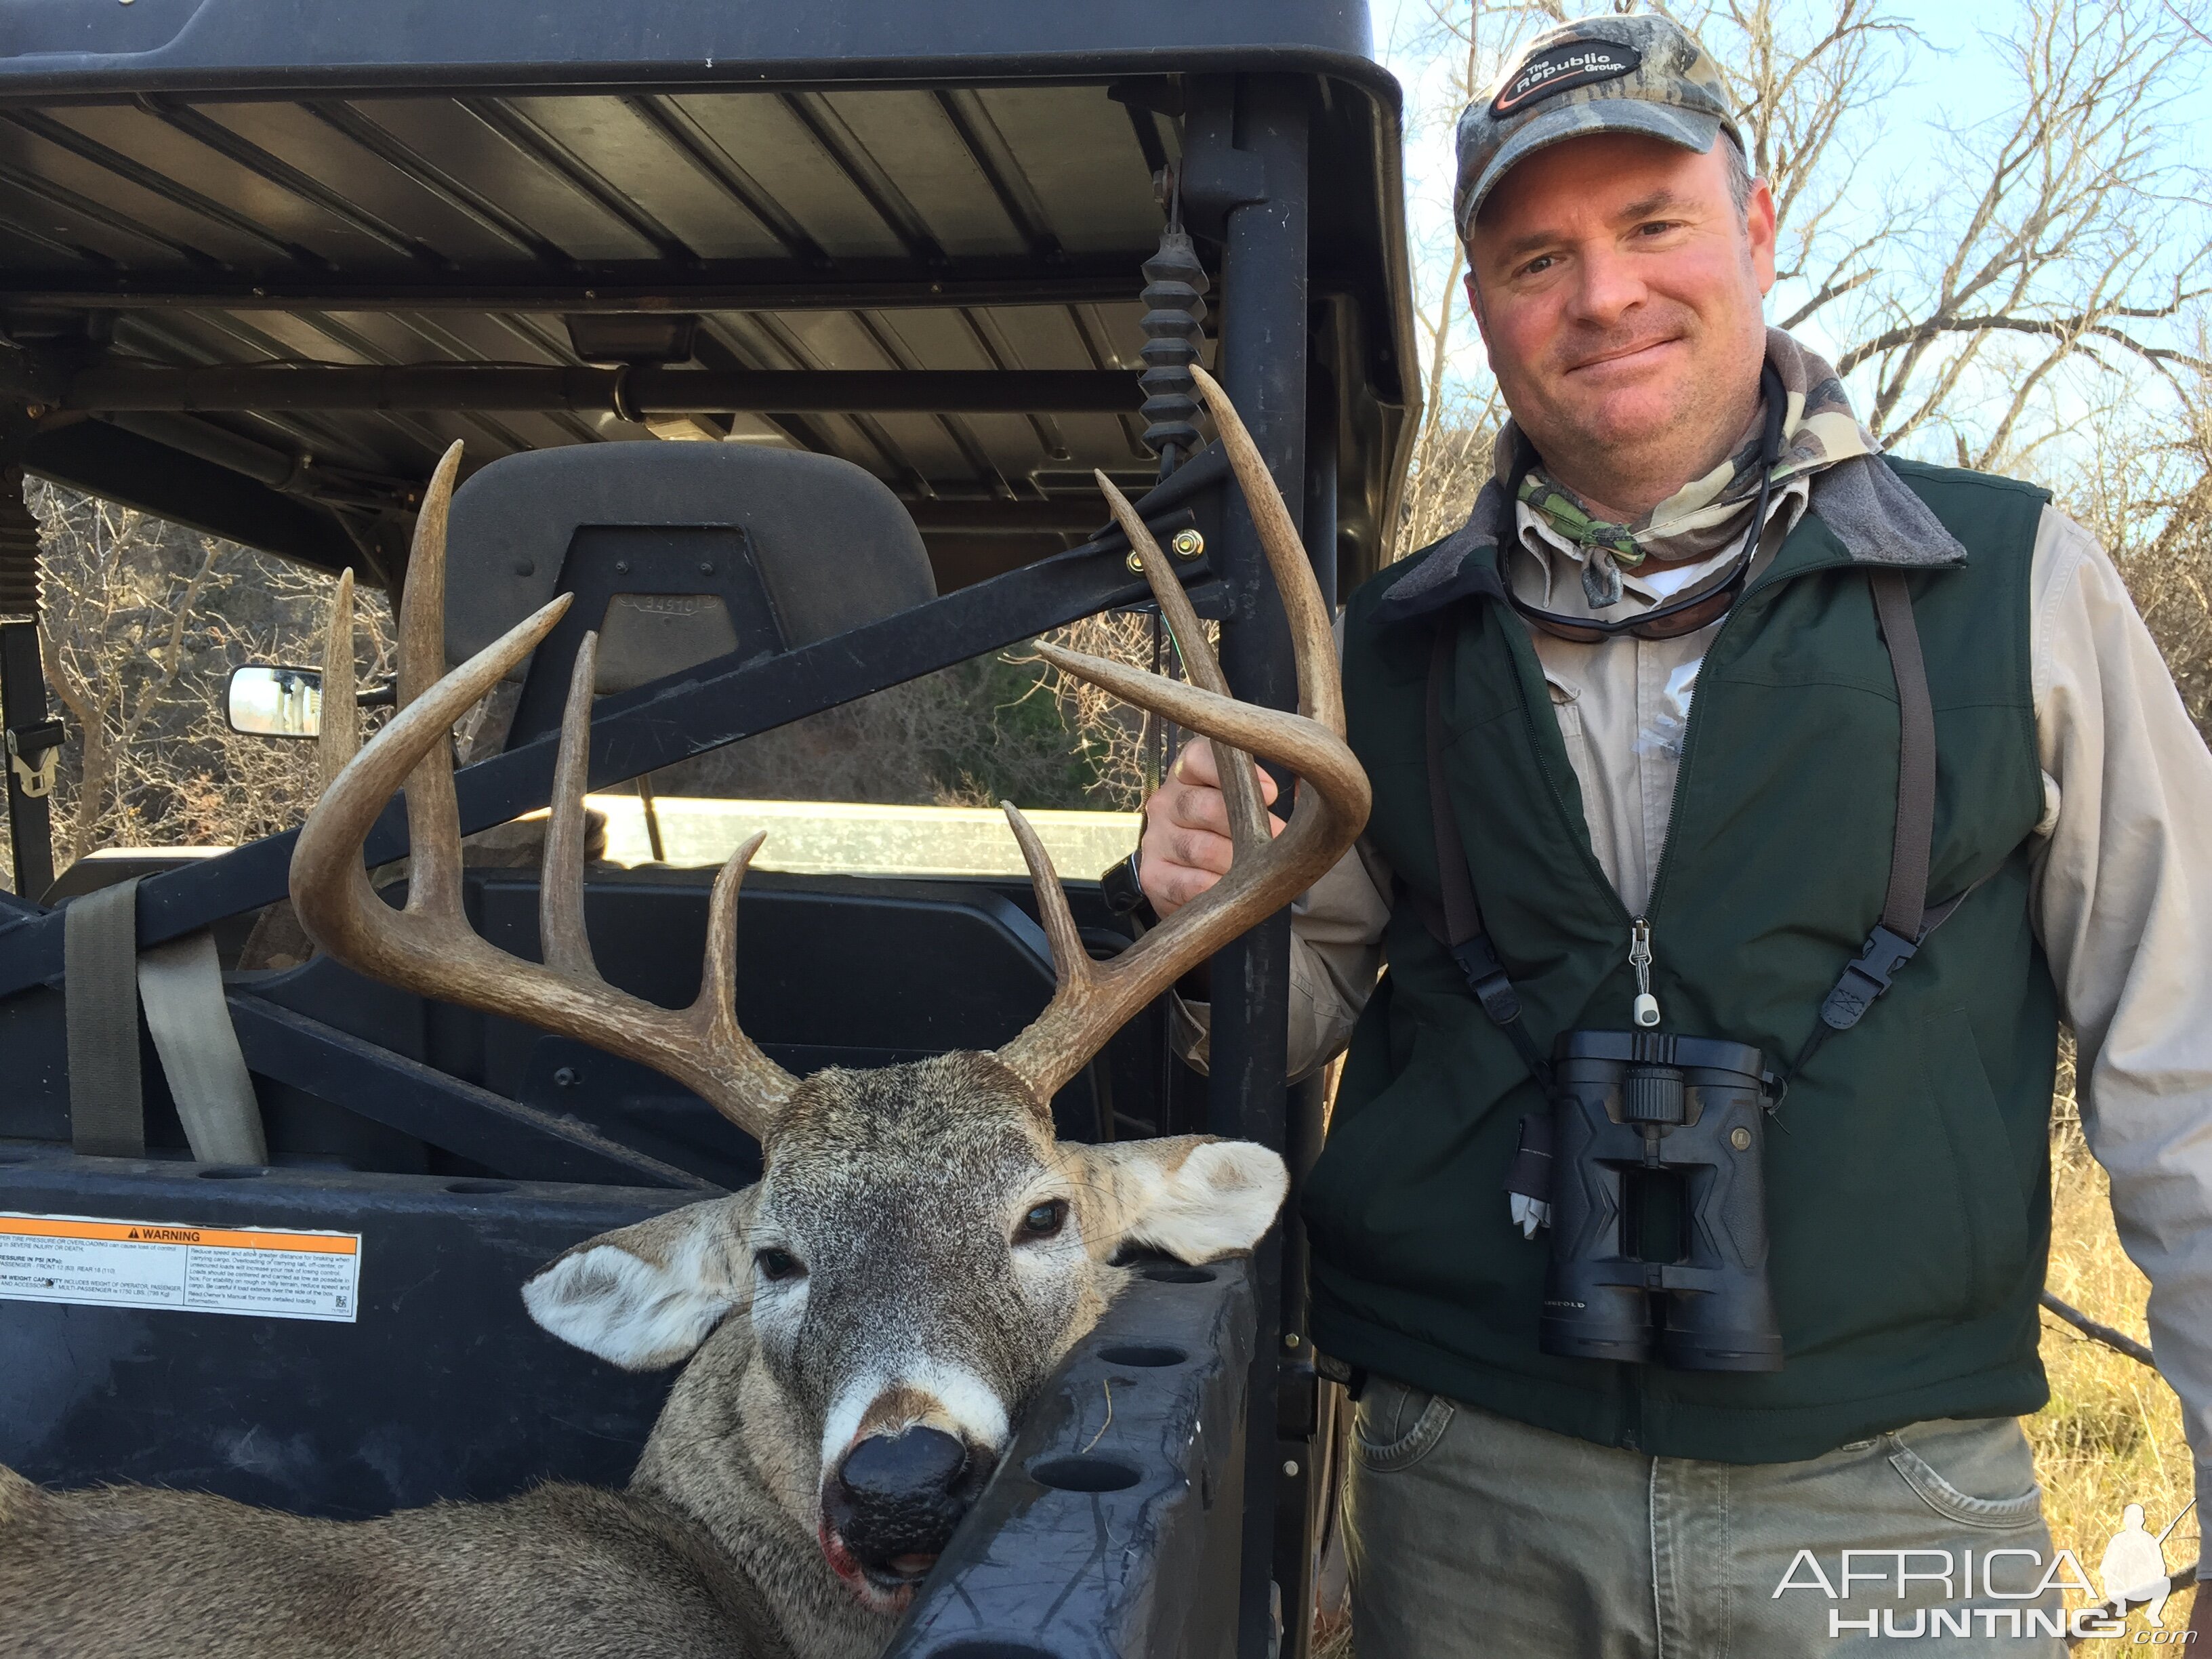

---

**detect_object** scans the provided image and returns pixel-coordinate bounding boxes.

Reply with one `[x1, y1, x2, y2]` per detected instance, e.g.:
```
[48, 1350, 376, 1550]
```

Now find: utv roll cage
[0, 4, 1416, 1654]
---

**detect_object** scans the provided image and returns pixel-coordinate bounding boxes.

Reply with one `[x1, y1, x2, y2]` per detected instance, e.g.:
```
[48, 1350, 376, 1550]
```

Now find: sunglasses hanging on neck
[1505, 362, 1787, 645]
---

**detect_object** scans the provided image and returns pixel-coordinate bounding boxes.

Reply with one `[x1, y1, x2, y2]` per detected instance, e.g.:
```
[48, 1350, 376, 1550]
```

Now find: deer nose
[825, 1427, 976, 1578]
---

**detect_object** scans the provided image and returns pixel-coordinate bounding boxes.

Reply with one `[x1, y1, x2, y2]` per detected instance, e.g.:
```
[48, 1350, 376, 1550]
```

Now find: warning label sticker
[0, 1212, 361, 1323]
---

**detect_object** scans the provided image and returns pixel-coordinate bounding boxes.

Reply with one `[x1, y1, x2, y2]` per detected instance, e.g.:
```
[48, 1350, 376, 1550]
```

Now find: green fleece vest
[1307, 459, 2058, 1463]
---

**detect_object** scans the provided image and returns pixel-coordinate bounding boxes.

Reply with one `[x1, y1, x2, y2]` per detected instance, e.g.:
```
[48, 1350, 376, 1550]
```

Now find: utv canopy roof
[0, 0, 1415, 598]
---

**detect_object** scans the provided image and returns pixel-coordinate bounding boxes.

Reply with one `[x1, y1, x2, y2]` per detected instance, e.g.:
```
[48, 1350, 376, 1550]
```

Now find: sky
[1360, 0, 2212, 460]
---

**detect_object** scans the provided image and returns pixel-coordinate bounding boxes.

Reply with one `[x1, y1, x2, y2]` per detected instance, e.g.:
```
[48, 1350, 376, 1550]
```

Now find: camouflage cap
[1454, 13, 1743, 235]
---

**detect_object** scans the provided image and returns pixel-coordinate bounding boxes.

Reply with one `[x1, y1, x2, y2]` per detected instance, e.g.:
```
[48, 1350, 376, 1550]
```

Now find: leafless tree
[638, 615, 1162, 815]
[35, 493, 222, 867]
[9, 483, 395, 886]
[6, 472, 1166, 895]
[1012, 611, 1214, 810]
[1821, 0, 2211, 462]
[2064, 348, 2212, 746]
[1379, 1, 1551, 558]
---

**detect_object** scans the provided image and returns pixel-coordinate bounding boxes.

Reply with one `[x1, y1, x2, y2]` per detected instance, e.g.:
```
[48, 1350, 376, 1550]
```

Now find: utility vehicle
[0, 5, 1414, 1654]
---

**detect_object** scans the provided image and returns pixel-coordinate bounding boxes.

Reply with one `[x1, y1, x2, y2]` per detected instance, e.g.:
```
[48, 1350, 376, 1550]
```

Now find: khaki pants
[1344, 1378, 2064, 1657]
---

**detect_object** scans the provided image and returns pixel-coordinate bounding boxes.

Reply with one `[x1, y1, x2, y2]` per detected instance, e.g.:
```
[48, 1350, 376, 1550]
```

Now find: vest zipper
[1626, 918, 1656, 1450]
[1629, 919, 1660, 1027]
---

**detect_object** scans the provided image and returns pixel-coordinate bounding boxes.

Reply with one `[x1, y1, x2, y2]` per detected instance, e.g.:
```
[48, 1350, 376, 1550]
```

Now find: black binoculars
[1540, 1031, 1785, 1373]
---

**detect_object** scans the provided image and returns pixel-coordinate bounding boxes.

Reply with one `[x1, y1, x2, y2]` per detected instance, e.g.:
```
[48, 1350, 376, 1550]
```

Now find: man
[1140, 14, 2212, 1654]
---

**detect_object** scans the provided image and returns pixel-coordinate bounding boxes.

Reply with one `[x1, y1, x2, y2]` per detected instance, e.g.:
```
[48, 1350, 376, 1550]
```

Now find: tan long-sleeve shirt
[1179, 485, 2212, 1509]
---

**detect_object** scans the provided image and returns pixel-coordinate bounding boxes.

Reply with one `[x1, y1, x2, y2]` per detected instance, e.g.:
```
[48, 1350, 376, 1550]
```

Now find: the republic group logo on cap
[1490, 38, 1643, 117]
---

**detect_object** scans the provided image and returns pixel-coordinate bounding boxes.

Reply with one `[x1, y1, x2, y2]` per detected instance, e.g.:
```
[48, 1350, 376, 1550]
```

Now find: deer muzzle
[821, 1426, 991, 1595]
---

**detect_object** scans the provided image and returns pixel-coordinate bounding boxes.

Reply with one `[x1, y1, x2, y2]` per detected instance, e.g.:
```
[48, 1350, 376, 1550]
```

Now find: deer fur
[0, 1052, 1286, 1659]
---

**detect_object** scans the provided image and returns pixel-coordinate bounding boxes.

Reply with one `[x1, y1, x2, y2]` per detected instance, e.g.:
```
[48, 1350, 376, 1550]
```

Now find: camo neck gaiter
[1502, 327, 1878, 609]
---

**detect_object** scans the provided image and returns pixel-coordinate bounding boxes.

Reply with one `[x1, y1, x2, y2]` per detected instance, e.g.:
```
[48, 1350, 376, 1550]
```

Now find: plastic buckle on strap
[1819, 924, 1919, 1031]
[1450, 934, 1524, 1026]
[6, 718, 64, 799]
[1098, 848, 1154, 922]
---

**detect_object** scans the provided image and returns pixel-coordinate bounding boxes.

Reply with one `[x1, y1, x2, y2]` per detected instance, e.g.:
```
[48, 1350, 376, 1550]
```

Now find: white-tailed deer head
[289, 367, 1369, 1616]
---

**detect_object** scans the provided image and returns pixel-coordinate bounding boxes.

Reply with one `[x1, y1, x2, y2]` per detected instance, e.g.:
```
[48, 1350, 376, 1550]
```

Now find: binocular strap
[1414, 623, 1552, 1091]
[1779, 571, 1986, 1098]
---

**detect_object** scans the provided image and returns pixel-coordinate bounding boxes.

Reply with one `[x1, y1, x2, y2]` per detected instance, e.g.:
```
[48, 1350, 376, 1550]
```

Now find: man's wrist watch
[1099, 848, 1155, 925]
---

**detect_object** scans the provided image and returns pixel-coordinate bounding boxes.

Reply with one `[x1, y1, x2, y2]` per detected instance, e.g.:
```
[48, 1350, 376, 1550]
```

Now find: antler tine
[397, 442, 468, 922]
[1189, 363, 1343, 735]
[693, 832, 800, 1137]
[994, 378, 1370, 1104]
[540, 655, 797, 1132]
[1093, 472, 1267, 855]
[1001, 803, 1093, 990]
[294, 593, 573, 957]
[539, 631, 600, 978]
[316, 567, 359, 799]
[1023, 650, 1364, 808]
[996, 803, 1094, 1120]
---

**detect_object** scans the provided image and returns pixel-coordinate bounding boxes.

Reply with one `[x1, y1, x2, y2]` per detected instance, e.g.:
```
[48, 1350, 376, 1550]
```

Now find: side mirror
[225, 667, 395, 739]
[226, 665, 324, 739]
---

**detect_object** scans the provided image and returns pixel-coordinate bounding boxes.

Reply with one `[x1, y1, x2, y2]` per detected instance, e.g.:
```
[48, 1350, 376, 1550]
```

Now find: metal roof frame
[0, 1, 1416, 602]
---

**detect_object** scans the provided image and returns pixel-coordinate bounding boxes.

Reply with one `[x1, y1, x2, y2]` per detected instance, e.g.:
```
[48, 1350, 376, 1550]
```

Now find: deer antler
[293, 371, 1364, 1138]
[289, 441, 800, 1141]
[993, 365, 1371, 1103]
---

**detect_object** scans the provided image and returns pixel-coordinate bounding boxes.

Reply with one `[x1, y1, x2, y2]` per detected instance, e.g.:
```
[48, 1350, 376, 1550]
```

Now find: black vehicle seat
[240, 442, 937, 975]
[441, 441, 936, 751]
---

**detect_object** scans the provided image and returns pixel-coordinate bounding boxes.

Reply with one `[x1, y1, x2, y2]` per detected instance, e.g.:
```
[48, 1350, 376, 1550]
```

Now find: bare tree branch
[1778, 264, 1877, 331]
[1841, 304, 2212, 377]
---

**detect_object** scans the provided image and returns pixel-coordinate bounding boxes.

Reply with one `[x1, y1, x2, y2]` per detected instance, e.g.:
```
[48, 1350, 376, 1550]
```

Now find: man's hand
[1137, 739, 1285, 919]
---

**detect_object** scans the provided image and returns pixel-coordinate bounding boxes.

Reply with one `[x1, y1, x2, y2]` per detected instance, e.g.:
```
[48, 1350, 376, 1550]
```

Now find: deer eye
[755, 1247, 804, 1282]
[1016, 1200, 1067, 1243]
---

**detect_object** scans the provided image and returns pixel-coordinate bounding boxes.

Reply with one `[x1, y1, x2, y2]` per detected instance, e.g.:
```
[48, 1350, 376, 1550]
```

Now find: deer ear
[1083, 1136, 1289, 1263]
[523, 1189, 758, 1371]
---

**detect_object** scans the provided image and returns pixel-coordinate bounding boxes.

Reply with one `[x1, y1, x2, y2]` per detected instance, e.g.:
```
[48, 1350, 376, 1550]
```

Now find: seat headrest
[443, 442, 936, 688]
